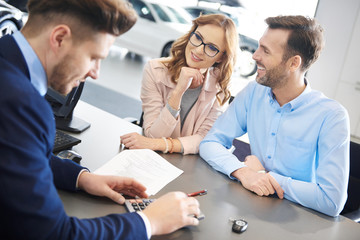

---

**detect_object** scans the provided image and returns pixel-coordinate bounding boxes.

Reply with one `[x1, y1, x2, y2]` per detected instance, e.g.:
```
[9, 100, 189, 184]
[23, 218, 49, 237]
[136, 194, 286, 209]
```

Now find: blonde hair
[164, 14, 238, 105]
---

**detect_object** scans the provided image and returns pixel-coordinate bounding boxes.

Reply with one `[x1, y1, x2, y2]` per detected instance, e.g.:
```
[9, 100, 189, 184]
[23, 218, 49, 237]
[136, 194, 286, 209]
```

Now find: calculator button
[125, 199, 156, 213]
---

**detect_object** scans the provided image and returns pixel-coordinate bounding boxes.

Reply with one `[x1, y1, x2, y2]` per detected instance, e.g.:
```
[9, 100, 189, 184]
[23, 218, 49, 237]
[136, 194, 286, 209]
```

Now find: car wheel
[236, 47, 257, 78]
[161, 42, 173, 57]
[0, 20, 19, 38]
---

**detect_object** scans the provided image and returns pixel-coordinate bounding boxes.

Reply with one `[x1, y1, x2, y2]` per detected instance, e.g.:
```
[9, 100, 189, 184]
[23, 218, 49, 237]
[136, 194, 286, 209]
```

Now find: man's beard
[256, 61, 288, 89]
[48, 55, 80, 95]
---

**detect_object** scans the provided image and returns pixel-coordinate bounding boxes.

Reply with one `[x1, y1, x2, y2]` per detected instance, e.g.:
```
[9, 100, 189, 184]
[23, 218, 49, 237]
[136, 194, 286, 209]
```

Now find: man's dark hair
[25, 0, 137, 39]
[266, 15, 324, 71]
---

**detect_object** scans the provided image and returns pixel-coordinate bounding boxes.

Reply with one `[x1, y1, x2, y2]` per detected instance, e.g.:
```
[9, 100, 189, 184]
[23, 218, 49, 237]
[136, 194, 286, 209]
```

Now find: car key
[229, 217, 248, 233]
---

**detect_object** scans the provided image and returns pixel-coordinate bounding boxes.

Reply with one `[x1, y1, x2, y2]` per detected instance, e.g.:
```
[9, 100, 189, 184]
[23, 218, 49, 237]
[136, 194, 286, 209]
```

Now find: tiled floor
[80, 47, 148, 119]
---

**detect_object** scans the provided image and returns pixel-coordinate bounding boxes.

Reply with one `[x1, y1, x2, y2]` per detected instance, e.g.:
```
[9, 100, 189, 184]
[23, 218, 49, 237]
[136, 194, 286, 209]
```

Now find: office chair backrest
[349, 141, 360, 181]
[139, 112, 144, 128]
[347, 141, 360, 209]
[232, 138, 251, 162]
[341, 141, 360, 222]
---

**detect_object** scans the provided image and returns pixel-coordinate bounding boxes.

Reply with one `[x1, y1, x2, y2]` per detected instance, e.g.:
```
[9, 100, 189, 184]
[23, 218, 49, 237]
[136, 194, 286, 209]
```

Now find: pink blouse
[141, 58, 226, 154]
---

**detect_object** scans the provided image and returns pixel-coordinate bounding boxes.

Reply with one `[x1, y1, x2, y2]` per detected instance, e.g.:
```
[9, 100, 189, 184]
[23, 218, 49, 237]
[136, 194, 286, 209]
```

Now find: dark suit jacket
[0, 35, 147, 239]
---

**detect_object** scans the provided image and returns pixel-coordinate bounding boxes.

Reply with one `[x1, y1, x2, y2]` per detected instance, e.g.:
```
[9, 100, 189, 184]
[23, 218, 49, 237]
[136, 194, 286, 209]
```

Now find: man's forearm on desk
[199, 141, 245, 178]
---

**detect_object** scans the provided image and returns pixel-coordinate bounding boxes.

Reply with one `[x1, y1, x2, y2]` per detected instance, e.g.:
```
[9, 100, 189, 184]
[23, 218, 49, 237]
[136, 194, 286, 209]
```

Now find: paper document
[94, 149, 183, 196]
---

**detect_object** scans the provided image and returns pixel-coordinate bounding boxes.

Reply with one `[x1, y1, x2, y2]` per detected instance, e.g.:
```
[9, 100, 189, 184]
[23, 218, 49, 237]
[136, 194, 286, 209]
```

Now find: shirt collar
[13, 31, 47, 96]
[267, 78, 312, 111]
[287, 78, 311, 111]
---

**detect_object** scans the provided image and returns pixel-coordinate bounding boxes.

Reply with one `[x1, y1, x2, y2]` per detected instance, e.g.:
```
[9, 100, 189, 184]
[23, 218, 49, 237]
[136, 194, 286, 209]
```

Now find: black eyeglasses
[189, 32, 220, 57]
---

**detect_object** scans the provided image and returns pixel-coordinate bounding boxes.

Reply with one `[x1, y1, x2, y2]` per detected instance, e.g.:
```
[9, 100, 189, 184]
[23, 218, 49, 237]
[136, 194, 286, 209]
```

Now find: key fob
[57, 150, 82, 163]
[232, 219, 248, 233]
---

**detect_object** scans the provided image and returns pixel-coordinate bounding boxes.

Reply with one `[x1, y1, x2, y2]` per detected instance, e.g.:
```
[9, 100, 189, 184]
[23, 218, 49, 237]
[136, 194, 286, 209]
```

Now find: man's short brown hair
[25, 0, 137, 39]
[266, 15, 324, 72]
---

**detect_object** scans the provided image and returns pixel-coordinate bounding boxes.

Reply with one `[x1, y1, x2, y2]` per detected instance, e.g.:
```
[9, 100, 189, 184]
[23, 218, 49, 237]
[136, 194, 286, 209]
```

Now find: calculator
[125, 198, 205, 220]
[125, 198, 156, 212]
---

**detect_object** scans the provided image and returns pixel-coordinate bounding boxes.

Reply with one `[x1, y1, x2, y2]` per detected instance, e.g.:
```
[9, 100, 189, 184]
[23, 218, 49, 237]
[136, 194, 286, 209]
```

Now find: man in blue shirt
[0, 0, 201, 239]
[199, 15, 350, 217]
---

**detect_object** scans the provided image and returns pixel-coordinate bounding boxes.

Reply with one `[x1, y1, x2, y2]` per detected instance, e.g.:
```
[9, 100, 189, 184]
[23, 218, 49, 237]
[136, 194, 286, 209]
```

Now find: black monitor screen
[45, 82, 90, 133]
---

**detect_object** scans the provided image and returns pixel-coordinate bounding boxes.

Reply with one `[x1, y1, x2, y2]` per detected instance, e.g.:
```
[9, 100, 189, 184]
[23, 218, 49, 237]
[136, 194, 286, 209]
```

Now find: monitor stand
[56, 116, 91, 133]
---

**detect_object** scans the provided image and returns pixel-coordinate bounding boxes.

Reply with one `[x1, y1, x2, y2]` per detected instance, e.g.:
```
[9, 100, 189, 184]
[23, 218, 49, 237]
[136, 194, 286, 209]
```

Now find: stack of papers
[94, 149, 183, 196]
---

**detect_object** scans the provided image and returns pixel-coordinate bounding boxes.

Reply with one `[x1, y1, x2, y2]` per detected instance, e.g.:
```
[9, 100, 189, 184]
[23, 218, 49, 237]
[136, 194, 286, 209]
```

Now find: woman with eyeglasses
[121, 14, 238, 154]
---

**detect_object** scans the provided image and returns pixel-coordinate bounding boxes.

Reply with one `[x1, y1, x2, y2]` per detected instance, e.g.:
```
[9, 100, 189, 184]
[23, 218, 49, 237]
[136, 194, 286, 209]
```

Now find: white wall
[307, 0, 360, 139]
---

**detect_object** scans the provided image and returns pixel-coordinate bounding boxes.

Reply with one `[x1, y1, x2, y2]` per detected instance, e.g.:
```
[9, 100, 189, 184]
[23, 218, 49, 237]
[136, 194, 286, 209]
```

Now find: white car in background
[115, 0, 192, 58]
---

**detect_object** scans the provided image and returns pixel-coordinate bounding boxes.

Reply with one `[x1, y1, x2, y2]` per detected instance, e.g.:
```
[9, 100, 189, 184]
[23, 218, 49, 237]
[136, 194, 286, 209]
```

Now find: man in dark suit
[0, 0, 201, 239]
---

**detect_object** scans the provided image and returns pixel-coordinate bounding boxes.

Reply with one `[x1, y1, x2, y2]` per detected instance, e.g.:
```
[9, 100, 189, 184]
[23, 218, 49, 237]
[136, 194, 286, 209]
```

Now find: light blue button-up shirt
[200, 80, 350, 217]
[13, 31, 47, 96]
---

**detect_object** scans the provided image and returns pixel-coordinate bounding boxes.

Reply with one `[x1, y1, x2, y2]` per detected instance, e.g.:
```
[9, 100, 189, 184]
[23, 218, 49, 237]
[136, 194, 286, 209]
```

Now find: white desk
[70, 101, 142, 171]
[59, 101, 360, 240]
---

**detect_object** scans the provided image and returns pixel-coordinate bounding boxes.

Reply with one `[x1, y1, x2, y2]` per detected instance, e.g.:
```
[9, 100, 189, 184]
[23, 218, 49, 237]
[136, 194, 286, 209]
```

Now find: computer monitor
[45, 82, 90, 133]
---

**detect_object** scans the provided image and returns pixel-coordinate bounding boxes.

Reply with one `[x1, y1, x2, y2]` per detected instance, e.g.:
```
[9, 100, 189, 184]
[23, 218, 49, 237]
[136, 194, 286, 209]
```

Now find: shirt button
[271, 133, 276, 136]
[267, 156, 271, 159]
[277, 110, 281, 113]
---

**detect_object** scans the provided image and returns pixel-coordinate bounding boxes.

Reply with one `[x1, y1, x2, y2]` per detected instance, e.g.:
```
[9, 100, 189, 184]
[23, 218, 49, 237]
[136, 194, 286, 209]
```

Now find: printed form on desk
[94, 149, 183, 196]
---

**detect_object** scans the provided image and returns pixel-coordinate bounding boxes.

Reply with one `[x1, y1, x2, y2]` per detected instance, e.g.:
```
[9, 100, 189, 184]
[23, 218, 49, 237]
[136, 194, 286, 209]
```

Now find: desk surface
[59, 101, 360, 240]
